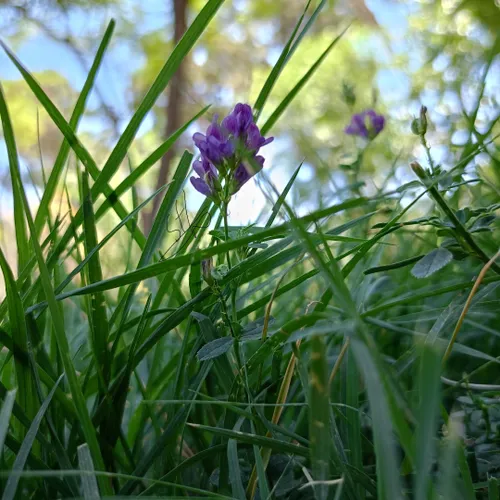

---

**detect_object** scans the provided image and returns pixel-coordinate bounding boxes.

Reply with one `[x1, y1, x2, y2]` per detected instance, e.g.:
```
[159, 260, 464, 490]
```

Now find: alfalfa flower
[345, 109, 385, 140]
[190, 103, 273, 203]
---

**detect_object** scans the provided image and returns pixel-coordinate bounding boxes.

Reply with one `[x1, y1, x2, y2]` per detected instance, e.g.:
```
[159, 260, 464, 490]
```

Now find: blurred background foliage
[0, 0, 498, 270]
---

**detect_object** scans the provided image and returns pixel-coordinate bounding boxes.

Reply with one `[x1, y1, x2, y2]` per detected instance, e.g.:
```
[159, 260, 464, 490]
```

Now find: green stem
[420, 134, 436, 175]
[222, 200, 238, 323]
[425, 178, 500, 275]
[416, 133, 500, 274]
[221, 197, 246, 394]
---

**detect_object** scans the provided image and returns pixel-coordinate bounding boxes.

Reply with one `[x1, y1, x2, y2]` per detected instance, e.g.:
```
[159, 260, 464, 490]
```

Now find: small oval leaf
[197, 337, 233, 361]
[411, 248, 453, 279]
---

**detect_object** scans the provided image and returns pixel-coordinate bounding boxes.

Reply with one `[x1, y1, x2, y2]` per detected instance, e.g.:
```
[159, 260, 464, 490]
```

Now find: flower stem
[221, 199, 243, 385]
[412, 164, 500, 275]
[222, 199, 238, 323]
[420, 134, 436, 175]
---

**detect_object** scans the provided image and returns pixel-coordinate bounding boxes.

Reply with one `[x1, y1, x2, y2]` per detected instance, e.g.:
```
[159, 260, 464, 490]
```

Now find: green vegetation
[0, 0, 499, 498]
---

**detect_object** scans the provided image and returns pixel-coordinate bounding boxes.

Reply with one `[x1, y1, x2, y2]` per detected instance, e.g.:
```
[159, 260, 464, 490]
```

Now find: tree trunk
[144, 0, 188, 234]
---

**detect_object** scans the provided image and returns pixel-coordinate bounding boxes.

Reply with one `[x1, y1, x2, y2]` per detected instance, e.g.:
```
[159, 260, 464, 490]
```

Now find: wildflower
[190, 156, 220, 197]
[190, 103, 273, 202]
[344, 109, 385, 140]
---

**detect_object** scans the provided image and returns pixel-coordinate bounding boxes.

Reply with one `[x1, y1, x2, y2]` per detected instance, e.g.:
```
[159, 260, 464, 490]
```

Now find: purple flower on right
[345, 109, 385, 140]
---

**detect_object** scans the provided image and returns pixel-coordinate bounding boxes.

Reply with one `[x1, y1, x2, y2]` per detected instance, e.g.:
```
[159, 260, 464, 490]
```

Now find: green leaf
[34, 20, 115, 238]
[227, 417, 246, 500]
[81, 170, 110, 386]
[94, 106, 209, 223]
[0, 85, 29, 275]
[0, 390, 16, 452]
[187, 423, 309, 457]
[309, 335, 330, 500]
[415, 343, 442, 500]
[197, 337, 233, 362]
[261, 25, 349, 136]
[31, 197, 367, 304]
[2, 375, 62, 500]
[489, 476, 499, 500]
[411, 248, 453, 279]
[189, 261, 202, 299]
[364, 255, 425, 275]
[77, 444, 100, 500]
[2, 106, 111, 494]
[191, 312, 234, 394]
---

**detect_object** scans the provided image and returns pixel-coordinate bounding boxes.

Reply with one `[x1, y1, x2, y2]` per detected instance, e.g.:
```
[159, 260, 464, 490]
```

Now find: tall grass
[1, 1, 500, 498]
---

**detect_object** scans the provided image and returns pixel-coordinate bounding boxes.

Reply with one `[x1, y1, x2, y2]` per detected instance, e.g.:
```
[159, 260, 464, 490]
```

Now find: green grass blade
[364, 254, 424, 275]
[0, 248, 36, 423]
[345, 349, 363, 499]
[188, 423, 308, 457]
[30, 197, 367, 304]
[415, 343, 442, 500]
[94, 106, 209, 222]
[110, 151, 192, 350]
[265, 163, 302, 228]
[0, 84, 29, 275]
[250, 421, 270, 500]
[0, 85, 37, 420]
[1, 375, 62, 500]
[488, 477, 499, 500]
[77, 444, 100, 500]
[0, 390, 16, 452]
[91, 0, 225, 199]
[34, 20, 115, 237]
[81, 170, 111, 386]
[57, 185, 167, 298]
[4, 119, 111, 495]
[228, 417, 246, 500]
[309, 334, 330, 500]
[0, 40, 146, 251]
[253, 0, 314, 119]
[118, 362, 212, 494]
[260, 25, 349, 136]
[281, 201, 403, 498]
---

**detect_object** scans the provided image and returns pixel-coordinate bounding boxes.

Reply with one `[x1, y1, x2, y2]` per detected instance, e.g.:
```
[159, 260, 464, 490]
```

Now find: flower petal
[190, 176, 212, 197]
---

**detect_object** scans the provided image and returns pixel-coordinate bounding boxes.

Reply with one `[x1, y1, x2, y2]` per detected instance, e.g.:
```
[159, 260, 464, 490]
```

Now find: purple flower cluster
[191, 104, 273, 201]
[345, 109, 385, 140]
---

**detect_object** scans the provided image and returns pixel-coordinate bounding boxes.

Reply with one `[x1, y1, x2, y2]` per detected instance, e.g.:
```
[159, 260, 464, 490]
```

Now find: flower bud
[411, 105, 428, 136]
[341, 81, 356, 107]
[410, 161, 427, 180]
[201, 258, 214, 285]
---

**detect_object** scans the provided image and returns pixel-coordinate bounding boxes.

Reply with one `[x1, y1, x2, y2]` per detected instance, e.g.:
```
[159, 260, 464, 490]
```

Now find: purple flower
[191, 103, 273, 200]
[192, 115, 233, 168]
[221, 103, 253, 137]
[345, 109, 385, 140]
[190, 157, 220, 198]
[230, 156, 265, 194]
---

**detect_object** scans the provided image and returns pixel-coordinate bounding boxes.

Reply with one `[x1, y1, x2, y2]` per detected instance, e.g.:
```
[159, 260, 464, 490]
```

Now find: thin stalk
[412, 162, 500, 275]
[443, 248, 500, 363]
[420, 135, 436, 174]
